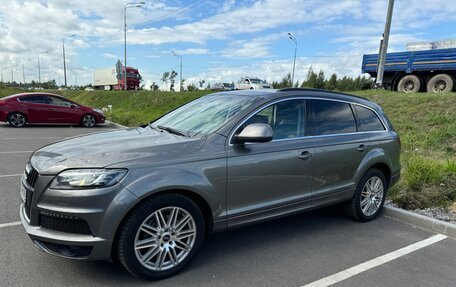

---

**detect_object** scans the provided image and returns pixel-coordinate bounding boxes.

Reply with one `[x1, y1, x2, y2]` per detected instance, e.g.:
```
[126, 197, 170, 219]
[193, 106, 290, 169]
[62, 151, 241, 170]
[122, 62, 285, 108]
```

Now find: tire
[7, 112, 27, 127]
[397, 75, 421, 93]
[344, 168, 387, 222]
[426, 74, 454, 93]
[116, 193, 205, 280]
[81, 114, 96, 127]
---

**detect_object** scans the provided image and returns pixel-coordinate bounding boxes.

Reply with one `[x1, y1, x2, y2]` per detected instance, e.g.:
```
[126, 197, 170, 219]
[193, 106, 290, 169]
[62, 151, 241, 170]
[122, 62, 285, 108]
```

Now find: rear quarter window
[311, 100, 357, 135]
[354, 105, 385, 131]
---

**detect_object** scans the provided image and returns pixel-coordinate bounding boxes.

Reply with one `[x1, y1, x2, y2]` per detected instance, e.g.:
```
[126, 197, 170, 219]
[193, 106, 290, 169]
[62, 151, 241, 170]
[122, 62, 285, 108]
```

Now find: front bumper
[19, 173, 137, 261]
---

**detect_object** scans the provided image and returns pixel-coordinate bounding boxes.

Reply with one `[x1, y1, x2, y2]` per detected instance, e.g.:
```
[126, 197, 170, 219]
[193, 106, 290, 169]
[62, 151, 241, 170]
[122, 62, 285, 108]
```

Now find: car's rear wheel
[81, 114, 96, 127]
[344, 168, 387, 222]
[8, 112, 27, 127]
[116, 193, 205, 280]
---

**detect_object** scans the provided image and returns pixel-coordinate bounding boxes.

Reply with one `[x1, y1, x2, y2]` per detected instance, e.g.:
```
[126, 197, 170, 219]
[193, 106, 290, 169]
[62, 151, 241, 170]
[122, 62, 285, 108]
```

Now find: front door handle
[357, 144, 367, 152]
[298, 151, 312, 160]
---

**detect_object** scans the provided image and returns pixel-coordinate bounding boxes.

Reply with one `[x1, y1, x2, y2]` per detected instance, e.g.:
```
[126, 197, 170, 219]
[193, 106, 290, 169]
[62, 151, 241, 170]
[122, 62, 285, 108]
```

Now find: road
[0, 123, 455, 286]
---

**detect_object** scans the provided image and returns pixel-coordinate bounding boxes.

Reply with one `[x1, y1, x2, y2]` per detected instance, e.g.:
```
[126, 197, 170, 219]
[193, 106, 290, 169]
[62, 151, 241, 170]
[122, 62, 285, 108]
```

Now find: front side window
[311, 100, 357, 135]
[245, 99, 306, 140]
[152, 94, 257, 137]
[354, 105, 385, 131]
[47, 96, 72, 107]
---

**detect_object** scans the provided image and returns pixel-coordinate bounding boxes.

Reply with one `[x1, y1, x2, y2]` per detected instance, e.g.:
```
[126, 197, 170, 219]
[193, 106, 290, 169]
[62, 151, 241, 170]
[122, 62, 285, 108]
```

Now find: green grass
[1, 86, 455, 209]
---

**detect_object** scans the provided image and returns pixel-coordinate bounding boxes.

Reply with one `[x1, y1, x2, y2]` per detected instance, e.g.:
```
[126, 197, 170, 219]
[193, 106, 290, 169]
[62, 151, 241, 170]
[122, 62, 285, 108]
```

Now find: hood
[31, 127, 205, 174]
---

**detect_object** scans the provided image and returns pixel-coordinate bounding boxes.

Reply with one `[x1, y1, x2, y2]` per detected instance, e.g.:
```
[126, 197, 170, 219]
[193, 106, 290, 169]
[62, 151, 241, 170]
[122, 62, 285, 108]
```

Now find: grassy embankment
[1, 87, 455, 210]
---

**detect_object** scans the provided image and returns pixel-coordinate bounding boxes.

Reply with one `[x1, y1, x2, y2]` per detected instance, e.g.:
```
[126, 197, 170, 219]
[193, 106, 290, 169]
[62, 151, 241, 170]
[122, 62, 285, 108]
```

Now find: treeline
[272, 68, 373, 91]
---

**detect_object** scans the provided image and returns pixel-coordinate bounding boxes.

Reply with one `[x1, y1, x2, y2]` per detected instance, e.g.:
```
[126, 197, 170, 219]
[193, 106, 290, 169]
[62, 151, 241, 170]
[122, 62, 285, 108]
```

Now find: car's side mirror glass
[235, 123, 273, 143]
[70, 103, 78, 108]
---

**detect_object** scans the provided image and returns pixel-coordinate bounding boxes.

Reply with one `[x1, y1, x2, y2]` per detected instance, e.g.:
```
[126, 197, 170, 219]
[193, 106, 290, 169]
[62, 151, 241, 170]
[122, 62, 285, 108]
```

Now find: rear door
[18, 95, 51, 123]
[309, 99, 371, 205]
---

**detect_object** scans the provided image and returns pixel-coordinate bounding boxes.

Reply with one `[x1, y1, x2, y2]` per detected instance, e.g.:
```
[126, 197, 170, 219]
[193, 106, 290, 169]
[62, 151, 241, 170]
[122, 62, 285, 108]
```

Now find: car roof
[213, 88, 380, 110]
[3, 92, 62, 100]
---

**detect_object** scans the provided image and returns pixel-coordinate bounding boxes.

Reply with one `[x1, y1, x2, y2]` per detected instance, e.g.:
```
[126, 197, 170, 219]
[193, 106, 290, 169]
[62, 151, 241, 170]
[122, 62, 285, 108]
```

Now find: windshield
[250, 78, 264, 84]
[152, 94, 257, 136]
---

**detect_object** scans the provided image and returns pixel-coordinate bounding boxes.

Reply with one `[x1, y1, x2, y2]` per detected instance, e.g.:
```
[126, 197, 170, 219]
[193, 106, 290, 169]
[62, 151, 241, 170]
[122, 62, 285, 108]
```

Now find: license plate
[20, 186, 26, 203]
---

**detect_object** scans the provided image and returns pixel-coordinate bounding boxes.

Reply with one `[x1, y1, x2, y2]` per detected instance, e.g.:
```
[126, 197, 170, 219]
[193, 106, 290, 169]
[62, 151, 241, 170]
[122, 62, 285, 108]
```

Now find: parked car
[20, 88, 400, 280]
[235, 76, 273, 90]
[210, 82, 235, 91]
[0, 92, 105, 127]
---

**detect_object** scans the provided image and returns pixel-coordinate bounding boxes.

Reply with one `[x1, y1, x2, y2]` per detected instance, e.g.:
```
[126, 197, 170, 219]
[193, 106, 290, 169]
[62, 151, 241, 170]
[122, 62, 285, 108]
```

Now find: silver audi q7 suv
[20, 88, 400, 280]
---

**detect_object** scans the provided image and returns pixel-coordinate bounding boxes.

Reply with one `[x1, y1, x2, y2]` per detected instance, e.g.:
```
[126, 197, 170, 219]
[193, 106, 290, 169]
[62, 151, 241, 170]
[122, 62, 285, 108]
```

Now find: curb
[106, 120, 128, 129]
[383, 205, 456, 238]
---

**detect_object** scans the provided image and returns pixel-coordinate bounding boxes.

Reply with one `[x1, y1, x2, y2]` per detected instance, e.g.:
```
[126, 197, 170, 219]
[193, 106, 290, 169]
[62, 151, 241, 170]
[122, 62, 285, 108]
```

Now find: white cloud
[102, 53, 118, 59]
[172, 48, 209, 55]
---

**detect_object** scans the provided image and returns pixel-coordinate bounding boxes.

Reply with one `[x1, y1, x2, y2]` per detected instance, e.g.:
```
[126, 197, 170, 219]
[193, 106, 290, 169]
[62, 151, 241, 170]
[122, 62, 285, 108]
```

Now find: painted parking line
[0, 221, 21, 229]
[0, 151, 33, 154]
[0, 174, 23, 178]
[302, 234, 448, 287]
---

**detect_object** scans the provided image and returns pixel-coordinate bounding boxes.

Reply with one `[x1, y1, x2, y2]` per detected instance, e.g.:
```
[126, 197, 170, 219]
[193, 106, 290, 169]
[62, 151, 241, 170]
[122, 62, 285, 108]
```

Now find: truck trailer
[93, 60, 141, 90]
[362, 48, 456, 93]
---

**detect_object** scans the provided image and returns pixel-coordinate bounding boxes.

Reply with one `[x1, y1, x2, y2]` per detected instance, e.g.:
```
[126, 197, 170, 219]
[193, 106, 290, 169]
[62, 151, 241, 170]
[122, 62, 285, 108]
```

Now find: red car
[0, 93, 105, 127]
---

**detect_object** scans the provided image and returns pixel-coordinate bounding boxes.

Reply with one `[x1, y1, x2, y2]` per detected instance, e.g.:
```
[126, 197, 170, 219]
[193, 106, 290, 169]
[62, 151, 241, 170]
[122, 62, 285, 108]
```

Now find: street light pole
[124, 2, 145, 91]
[172, 51, 183, 92]
[37, 51, 48, 88]
[288, 33, 297, 87]
[63, 34, 76, 88]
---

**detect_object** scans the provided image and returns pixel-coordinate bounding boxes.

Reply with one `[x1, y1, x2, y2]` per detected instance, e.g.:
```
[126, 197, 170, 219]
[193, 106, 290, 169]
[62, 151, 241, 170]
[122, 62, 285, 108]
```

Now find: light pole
[63, 34, 76, 88]
[21, 58, 32, 84]
[172, 51, 182, 92]
[1, 67, 7, 83]
[37, 51, 48, 88]
[124, 2, 145, 91]
[288, 32, 297, 87]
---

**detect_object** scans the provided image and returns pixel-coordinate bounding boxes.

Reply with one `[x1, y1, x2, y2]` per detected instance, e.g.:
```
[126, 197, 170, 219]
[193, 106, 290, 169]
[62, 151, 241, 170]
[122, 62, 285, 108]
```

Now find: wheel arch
[111, 188, 214, 260]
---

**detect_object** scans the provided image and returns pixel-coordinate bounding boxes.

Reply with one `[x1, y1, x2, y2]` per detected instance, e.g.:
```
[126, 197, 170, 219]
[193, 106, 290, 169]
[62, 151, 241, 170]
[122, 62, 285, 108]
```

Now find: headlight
[93, 108, 103, 114]
[50, 169, 127, 190]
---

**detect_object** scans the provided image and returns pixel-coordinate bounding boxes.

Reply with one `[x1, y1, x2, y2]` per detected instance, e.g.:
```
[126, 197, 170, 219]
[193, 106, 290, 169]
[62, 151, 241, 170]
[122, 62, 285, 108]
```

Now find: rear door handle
[298, 151, 312, 160]
[357, 144, 367, 152]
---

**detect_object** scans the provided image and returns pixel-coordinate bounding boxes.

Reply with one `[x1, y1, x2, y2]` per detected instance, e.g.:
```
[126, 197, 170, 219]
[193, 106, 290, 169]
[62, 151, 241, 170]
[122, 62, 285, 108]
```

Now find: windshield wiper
[156, 125, 189, 137]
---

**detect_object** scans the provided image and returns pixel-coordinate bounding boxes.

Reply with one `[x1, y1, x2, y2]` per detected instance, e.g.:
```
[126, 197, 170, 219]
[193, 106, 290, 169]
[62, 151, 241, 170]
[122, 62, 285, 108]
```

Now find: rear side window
[311, 100, 357, 135]
[18, 96, 47, 104]
[354, 105, 385, 131]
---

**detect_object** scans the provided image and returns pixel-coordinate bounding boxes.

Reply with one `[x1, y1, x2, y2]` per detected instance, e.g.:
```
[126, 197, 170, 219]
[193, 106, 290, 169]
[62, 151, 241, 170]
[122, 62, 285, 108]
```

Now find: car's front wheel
[8, 112, 27, 127]
[81, 114, 96, 127]
[116, 193, 205, 280]
[344, 168, 387, 222]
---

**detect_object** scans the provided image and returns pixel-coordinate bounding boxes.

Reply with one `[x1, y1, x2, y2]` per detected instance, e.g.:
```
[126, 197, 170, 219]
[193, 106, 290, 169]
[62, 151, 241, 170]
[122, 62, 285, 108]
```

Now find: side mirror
[70, 103, 78, 108]
[235, 123, 273, 143]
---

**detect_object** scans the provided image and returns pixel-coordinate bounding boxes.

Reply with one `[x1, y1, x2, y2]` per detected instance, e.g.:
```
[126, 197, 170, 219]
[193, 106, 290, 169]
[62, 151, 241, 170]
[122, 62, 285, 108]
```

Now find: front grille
[26, 166, 39, 188]
[39, 213, 92, 235]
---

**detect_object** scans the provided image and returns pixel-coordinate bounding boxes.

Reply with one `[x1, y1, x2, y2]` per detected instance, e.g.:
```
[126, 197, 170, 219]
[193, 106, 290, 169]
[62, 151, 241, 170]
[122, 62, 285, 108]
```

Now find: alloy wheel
[360, 176, 384, 216]
[134, 206, 197, 271]
[82, 115, 96, 127]
[9, 113, 26, 127]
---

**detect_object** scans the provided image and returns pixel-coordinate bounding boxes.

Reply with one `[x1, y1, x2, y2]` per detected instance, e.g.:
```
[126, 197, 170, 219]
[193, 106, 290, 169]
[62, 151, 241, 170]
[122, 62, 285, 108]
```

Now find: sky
[1, 0, 456, 88]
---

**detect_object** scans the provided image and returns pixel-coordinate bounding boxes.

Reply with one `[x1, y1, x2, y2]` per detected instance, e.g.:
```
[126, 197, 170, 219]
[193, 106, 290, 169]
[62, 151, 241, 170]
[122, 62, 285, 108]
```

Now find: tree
[161, 72, 170, 88]
[150, 82, 159, 91]
[326, 73, 337, 90]
[187, 83, 197, 91]
[301, 67, 318, 88]
[198, 79, 206, 89]
[169, 70, 178, 91]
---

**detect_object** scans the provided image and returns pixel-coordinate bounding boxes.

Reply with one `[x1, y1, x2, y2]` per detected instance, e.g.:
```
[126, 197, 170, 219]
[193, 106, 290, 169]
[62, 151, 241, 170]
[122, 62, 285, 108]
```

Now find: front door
[226, 99, 314, 228]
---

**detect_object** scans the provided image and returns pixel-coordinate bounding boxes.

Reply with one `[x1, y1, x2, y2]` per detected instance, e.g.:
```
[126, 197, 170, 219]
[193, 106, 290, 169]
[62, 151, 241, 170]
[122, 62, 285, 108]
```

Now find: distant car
[210, 82, 235, 91]
[235, 77, 273, 90]
[0, 92, 105, 127]
[84, 87, 95, 91]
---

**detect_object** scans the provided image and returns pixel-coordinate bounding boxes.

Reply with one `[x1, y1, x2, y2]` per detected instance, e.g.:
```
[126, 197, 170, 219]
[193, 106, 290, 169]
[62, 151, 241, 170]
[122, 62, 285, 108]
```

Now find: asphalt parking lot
[1, 123, 455, 286]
